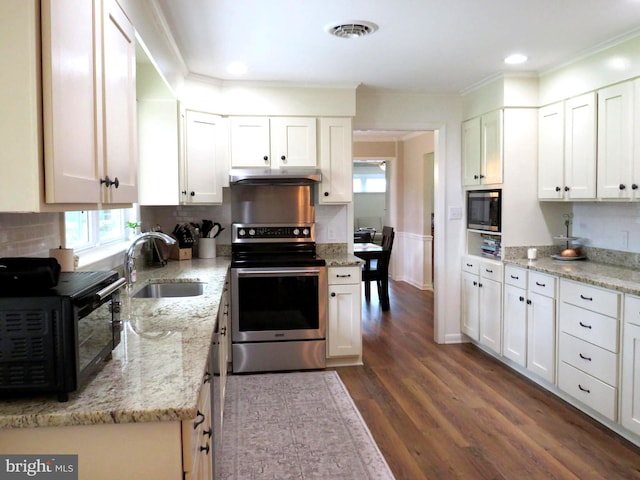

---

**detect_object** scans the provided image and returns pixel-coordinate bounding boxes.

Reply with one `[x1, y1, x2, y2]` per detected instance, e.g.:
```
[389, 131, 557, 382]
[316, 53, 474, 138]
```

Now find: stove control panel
[233, 224, 315, 242]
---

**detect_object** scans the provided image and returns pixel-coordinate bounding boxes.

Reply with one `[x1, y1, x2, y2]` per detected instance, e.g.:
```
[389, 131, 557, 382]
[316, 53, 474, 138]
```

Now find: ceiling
[153, 0, 640, 94]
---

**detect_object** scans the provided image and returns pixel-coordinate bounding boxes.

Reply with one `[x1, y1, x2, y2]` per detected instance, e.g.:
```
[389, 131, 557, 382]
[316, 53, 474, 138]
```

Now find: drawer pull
[193, 410, 205, 429]
[466, 263, 473, 267]
[485, 268, 493, 273]
[336, 274, 352, 278]
[579, 322, 592, 329]
[579, 353, 592, 361]
[535, 281, 546, 287]
[510, 275, 519, 280]
[578, 384, 591, 394]
[580, 294, 593, 301]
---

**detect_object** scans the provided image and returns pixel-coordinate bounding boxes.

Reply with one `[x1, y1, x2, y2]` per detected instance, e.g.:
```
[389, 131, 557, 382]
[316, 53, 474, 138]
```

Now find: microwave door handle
[96, 277, 127, 301]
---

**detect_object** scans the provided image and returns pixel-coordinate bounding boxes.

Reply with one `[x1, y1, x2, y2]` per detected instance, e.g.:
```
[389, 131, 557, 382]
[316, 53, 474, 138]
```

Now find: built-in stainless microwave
[467, 189, 501, 232]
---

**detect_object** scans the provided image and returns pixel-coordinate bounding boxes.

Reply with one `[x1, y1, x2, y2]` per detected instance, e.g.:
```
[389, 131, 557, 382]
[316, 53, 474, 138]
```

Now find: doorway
[352, 131, 435, 291]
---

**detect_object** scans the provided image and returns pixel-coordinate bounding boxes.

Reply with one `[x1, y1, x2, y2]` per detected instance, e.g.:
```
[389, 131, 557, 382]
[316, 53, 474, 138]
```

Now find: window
[65, 208, 136, 251]
[353, 162, 387, 193]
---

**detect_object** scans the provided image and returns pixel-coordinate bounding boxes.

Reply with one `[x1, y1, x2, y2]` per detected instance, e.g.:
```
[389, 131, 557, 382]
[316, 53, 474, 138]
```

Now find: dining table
[353, 242, 383, 269]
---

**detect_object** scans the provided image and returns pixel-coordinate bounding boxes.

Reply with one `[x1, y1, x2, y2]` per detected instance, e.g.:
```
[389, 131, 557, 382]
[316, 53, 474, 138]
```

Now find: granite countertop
[323, 253, 364, 267]
[0, 258, 230, 430]
[505, 257, 640, 296]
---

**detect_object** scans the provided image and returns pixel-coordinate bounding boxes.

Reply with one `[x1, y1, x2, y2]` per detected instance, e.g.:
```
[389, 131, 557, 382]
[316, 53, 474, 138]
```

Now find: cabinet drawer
[528, 272, 556, 298]
[480, 261, 502, 282]
[560, 279, 620, 318]
[558, 361, 617, 421]
[559, 302, 619, 352]
[624, 294, 640, 327]
[504, 265, 526, 288]
[462, 256, 480, 275]
[559, 332, 618, 386]
[328, 266, 360, 285]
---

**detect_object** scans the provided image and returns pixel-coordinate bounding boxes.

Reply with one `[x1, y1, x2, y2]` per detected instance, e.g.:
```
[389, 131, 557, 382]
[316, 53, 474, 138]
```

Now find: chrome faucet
[124, 232, 176, 288]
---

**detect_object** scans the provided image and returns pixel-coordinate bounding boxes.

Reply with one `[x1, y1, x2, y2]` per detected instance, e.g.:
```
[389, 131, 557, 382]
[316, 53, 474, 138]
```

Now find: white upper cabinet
[539, 93, 596, 200]
[318, 117, 352, 204]
[270, 117, 317, 168]
[564, 93, 597, 200]
[181, 111, 228, 205]
[100, 0, 138, 204]
[462, 111, 503, 186]
[538, 102, 565, 199]
[230, 117, 316, 168]
[0, 0, 137, 211]
[597, 81, 635, 199]
[42, 0, 100, 204]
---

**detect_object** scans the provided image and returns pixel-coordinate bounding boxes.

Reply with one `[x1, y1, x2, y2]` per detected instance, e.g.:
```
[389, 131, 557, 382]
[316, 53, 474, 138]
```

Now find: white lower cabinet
[327, 266, 362, 364]
[622, 295, 640, 436]
[461, 256, 502, 354]
[182, 368, 213, 480]
[558, 279, 621, 421]
[502, 266, 557, 383]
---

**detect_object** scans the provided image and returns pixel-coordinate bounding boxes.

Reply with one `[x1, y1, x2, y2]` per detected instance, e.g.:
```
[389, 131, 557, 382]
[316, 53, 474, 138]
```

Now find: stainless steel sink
[132, 281, 206, 299]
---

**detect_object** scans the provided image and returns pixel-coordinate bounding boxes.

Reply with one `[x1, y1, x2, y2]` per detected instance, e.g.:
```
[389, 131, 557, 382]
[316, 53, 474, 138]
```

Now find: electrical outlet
[327, 227, 336, 241]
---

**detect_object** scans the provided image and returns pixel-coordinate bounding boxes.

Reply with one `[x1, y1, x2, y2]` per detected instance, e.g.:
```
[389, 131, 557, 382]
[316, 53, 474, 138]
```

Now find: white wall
[573, 203, 640, 252]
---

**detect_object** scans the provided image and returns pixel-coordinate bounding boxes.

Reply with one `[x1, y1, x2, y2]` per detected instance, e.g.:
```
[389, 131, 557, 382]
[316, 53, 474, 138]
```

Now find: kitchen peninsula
[0, 259, 230, 480]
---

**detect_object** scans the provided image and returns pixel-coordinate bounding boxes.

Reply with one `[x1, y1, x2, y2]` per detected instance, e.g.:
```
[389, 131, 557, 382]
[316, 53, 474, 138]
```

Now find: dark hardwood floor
[336, 280, 640, 480]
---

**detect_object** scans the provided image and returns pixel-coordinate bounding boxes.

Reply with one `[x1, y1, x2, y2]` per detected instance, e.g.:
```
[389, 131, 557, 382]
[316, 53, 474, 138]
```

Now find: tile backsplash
[0, 213, 63, 258]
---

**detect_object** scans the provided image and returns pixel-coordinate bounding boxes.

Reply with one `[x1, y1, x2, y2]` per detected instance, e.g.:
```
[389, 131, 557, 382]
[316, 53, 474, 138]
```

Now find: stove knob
[303, 228, 310, 236]
[238, 229, 246, 237]
[249, 229, 256, 236]
[293, 228, 300, 236]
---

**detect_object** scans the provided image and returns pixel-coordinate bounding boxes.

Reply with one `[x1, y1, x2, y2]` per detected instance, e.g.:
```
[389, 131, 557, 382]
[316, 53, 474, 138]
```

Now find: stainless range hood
[229, 167, 322, 185]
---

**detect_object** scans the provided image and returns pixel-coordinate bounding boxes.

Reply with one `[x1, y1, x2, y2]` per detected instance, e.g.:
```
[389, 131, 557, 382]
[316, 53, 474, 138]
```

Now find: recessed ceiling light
[226, 61, 247, 75]
[325, 20, 378, 39]
[504, 54, 528, 65]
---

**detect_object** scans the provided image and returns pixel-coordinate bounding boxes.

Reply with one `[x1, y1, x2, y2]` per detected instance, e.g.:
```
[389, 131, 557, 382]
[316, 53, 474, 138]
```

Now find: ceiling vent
[326, 21, 378, 39]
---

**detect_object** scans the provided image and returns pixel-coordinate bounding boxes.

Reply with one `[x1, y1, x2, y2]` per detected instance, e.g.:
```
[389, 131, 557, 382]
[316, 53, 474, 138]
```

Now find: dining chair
[363, 226, 394, 310]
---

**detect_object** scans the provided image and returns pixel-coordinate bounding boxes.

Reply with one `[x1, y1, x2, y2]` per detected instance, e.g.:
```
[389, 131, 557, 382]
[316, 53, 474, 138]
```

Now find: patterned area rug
[218, 371, 395, 479]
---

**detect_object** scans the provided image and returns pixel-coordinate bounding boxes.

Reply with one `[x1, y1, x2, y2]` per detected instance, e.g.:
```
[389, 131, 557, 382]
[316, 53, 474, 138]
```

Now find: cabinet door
[318, 117, 353, 204]
[527, 292, 555, 383]
[230, 117, 270, 167]
[462, 117, 481, 186]
[564, 92, 597, 199]
[597, 81, 634, 199]
[183, 111, 226, 204]
[270, 117, 317, 168]
[327, 283, 362, 358]
[461, 270, 480, 340]
[481, 110, 503, 185]
[479, 277, 502, 354]
[42, 0, 100, 204]
[503, 284, 527, 367]
[622, 322, 640, 436]
[101, 0, 137, 204]
[538, 102, 565, 199]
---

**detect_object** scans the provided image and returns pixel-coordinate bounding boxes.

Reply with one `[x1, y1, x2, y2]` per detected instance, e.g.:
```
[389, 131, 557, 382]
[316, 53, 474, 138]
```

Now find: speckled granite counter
[505, 257, 640, 295]
[0, 258, 230, 429]
[323, 253, 364, 267]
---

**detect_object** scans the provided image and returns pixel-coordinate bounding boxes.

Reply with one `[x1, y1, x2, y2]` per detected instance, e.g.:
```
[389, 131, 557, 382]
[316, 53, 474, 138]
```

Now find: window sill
[76, 241, 128, 273]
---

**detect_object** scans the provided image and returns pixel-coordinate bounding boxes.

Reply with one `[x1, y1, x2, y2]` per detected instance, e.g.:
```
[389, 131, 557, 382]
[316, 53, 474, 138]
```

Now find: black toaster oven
[0, 271, 126, 402]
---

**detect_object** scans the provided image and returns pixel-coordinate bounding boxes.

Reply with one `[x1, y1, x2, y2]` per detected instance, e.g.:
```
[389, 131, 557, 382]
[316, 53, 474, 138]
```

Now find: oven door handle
[238, 269, 322, 276]
[96, 277, 127, 301]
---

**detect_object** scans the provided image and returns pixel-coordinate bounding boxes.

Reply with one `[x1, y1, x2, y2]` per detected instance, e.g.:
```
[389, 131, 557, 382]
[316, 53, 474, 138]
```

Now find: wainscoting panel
[391, 231, 433, 290]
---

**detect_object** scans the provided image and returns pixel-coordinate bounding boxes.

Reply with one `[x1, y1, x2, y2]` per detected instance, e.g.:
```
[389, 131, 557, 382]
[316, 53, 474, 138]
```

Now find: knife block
[170, 245, 192, 260]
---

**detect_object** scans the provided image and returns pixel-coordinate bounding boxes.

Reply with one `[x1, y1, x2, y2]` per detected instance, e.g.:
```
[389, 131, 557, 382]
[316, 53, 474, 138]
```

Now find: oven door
[231, 266, 327, 343]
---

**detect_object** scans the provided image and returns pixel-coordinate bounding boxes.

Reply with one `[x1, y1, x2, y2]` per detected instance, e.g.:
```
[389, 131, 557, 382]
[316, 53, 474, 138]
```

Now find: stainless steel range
[230, 170, 327, 373]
